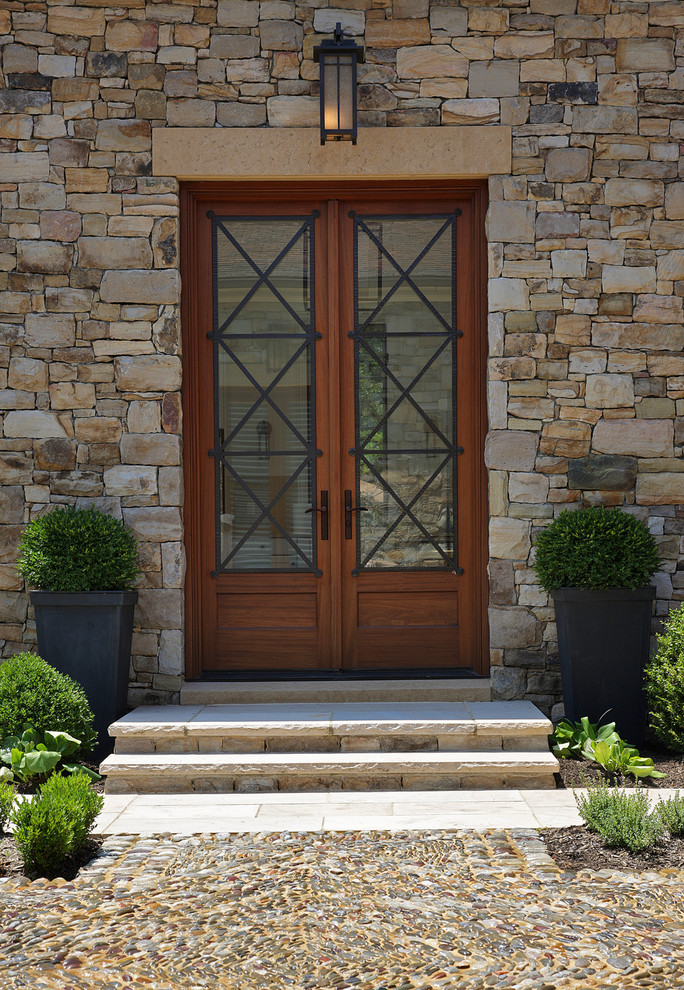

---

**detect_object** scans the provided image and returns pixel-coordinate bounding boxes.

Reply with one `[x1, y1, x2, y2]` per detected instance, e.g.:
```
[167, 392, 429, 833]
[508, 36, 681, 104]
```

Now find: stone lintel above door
[153, 126, 511, 181]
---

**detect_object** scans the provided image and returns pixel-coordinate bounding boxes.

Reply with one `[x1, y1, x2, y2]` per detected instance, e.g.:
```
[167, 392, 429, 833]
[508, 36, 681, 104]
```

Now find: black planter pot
[552, 586, 656, 746]
[30, 590, 138, 759]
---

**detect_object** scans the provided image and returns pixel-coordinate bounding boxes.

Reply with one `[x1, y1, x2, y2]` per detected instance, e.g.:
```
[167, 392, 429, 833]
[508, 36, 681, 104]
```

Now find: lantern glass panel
[322, 53, 354, 137]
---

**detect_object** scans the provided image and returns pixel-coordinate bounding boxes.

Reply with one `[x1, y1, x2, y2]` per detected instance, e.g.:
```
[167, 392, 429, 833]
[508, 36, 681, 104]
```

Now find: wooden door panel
[181, 182, 487, 676]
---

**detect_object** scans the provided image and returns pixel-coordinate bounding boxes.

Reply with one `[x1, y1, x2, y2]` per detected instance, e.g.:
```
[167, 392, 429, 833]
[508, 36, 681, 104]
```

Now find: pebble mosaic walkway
[1, 830, 683, 989]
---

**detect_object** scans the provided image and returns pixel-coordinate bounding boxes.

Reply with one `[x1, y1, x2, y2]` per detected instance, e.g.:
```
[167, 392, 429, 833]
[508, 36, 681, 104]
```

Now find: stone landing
[101, 694, 558, 794]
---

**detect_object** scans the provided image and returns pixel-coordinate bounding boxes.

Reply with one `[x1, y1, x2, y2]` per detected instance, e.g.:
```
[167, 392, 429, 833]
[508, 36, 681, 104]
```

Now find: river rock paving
[1, 829, 683, 989]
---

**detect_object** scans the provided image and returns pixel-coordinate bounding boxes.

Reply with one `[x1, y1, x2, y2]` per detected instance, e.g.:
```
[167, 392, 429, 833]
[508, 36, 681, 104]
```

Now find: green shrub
[0, 780, 15, 832]
[0, 653, 96, 757]
[40, 771, 103, 849]
[11, 797, 73, 876]
[576, 781, 664, 853]
[657, 793, 684, 838]
[645, 603, 684, 753]
[17, 505, 139, 593]
[10, 772, 103, 877]
[534, 506, 660, 593]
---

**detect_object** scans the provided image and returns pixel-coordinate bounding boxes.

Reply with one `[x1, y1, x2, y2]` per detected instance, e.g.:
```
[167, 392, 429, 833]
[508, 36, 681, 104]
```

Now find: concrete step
[102, 701, 558, 793]
[180, 678, 491, 705]
[100, 750, 559, 794]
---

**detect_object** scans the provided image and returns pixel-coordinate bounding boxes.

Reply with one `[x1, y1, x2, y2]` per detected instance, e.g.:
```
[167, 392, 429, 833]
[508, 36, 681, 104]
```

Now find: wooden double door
[182, 182, 488, 676]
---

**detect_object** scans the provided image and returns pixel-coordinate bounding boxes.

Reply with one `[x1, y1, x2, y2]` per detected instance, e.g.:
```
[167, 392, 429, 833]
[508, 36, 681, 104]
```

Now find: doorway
[181, 182, 488, 676]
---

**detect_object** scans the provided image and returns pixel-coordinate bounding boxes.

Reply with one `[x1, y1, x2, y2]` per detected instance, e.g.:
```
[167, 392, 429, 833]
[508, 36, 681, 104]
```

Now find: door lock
[306, 490, 329, 540]
[344, 489, 367, 540]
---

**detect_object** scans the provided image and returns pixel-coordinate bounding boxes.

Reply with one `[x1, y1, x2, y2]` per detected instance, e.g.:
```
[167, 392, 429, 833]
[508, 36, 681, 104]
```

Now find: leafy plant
[17, 505, 139, 593]
[534, 506, 660, 593]
[645, 602, 684, 753]
[10, 771, 103, 877]
[656, 792, 684, 838]
[0, 779, 14, 832]
[0, 727, 100, 786]
[0, 653, 96, 757]
[549, 716, 618, 760]
[576, 781, 665, 853]
[40, 771, 103, 850]
[584, 736, 666, 781]
[11, 797, 74, 877]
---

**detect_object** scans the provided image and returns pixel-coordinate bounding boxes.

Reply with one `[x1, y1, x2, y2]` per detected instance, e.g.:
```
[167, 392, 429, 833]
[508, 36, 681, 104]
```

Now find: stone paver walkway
[2, 828, 684, 989]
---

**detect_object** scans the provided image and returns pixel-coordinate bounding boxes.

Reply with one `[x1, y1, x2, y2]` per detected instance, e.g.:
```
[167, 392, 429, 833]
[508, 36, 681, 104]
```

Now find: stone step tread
[110, 701, 550, 738]
[180, 679, 491, 705]
[101, 751, 560, 776]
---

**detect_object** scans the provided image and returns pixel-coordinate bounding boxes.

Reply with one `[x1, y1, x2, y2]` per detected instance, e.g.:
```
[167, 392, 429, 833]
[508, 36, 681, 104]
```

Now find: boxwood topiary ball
[17, 506, 140, 594]
[533, 506, 660, 593]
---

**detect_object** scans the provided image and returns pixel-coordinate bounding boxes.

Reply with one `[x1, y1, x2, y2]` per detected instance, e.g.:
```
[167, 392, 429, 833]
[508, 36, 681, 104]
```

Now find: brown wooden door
[181, 183, 488, 677]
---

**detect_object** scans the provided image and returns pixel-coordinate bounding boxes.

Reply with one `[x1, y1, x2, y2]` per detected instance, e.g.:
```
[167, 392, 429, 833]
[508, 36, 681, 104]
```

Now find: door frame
[180, 180, 490, 679]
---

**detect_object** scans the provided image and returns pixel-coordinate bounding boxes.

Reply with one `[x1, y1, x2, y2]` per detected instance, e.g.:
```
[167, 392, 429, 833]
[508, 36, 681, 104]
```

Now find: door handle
[306, 490, 328, 540]
[344, 489, 367, 540]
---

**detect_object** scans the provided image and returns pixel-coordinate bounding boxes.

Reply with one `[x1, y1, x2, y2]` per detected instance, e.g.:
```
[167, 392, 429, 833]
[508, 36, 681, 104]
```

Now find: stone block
[159, 629, 183, 676]
[585, 373, 634, 409]
[79, 237, 152, 270]
[633, 295, 683, 325]
[592, 419, 673, 458]
[0, 455, 33, 484]
[615, 38, 675, 72]
[489, 278, 529, 312]
[548, 81, 597, 104]
[88, 52, 128, 77]
[135, 90, 167, 120]
[430, 6, 467, 34]
[34, 439, 76, 472]
[106, 20, 159, 52]
[573, 106, 637, 134]
[469, 61, 518, 98]
[123, 507, 182, 543]
[8, 358, 47, 392]
[0, 488, 24, 525]
[225, 58, 269, 83]
[593, 322, 684, 352]
[217, 102, 267, 127]
[49, 383, 95, 410]
[40, 211, 81, 243]
[217, 1, 260, 28]
[167, 99, 215, 127]
[602, 266, 656, 294]
[313, 10, 365, 36]
[636, 474, 684, 506]
[100, 271, 181, 305]
[3, 44, 38, 74]
[545, 147, 591, 182]
[17, 241, 72, 275]
[25, 314, 75, 348]
[4, 411, 71, 440]
[489, 607, 540, 650]
[664, 184, 684, 221]
[120, 434, 181, 466]
[48, 6, 105, 36]
[397, 46, 467, 79]
[0, 90, 51, 114]
[267, 96, 318, 128]
[490, 518, 531, 559]
[567, 455, 637, 491]
[0, 153, 49, 184]
[159, 466, 183, 507]
[536, 212, 579, 238]
[366, 19, 431, 48]
[489, 559, 516, 606]
[487, 201, 534, 243]
[136, 589, 183, 631]
[651, 223, 684, 250]
[442, 98, 499, 124]
[114, 355, 182, 392]
[551, 250, 587, 278]
[74, 419, 122, 443]
[96, 119, 151, 152]
[259, 19, 303, 50]
[495, 33, 554, 59]
[485, 430, 538, 471]
[0, 594, 28, 625]
[604, 179, 664, 208]
[509, 472, 549, 503]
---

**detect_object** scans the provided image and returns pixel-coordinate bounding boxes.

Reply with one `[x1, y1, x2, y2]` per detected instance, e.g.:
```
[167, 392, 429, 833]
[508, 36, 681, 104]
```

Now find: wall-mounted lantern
[313, 23, 365, 146]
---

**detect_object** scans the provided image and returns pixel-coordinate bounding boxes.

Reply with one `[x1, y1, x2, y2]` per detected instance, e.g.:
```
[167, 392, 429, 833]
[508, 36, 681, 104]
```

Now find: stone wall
[0, 0, 682, 711]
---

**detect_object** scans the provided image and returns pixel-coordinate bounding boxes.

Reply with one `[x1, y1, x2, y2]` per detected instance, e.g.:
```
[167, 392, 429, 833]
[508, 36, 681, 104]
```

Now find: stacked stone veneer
[0, 0, 683, 713]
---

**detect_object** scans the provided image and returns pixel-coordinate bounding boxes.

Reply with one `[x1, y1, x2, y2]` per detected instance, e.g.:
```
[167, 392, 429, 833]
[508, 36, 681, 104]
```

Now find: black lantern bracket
[313, 23, 365, 146]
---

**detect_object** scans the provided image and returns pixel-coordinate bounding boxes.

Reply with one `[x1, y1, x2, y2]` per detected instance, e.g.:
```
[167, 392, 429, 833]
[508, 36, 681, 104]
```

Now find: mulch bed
[544, 825, 684, 873]
[0, 834, 103, 883]
[555, 747, 684, 790]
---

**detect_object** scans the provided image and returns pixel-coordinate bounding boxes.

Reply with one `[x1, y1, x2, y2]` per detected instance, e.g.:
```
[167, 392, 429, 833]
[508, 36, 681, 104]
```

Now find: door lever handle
[306, 490, 328, 540]
[344, 489, 367, 540]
